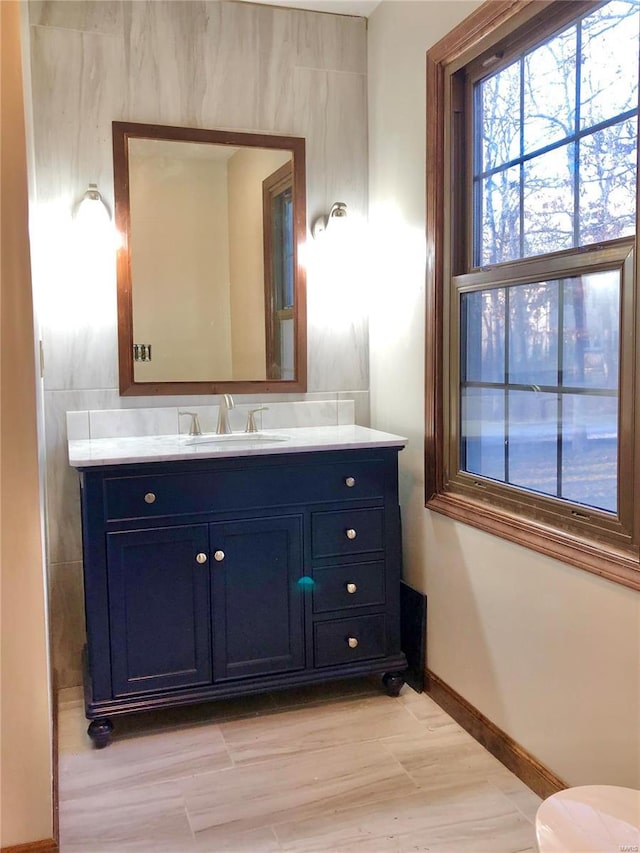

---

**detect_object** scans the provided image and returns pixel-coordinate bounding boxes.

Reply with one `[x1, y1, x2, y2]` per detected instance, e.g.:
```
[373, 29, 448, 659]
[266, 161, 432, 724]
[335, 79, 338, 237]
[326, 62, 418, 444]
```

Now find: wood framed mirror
[113, 121, 307, 395]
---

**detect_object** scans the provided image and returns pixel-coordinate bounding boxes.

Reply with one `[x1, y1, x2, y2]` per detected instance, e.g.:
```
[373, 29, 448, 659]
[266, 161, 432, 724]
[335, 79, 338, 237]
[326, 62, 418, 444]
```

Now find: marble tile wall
[27, 0, 369, 687]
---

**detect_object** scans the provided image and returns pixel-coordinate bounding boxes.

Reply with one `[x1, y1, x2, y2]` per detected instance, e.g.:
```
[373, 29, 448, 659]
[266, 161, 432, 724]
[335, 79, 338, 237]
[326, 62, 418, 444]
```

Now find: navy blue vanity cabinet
[78, 448, 407, 748]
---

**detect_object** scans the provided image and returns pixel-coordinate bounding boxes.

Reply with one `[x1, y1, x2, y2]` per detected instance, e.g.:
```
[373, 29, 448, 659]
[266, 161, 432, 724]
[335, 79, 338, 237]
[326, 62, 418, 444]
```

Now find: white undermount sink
[182, 432, 289, 446]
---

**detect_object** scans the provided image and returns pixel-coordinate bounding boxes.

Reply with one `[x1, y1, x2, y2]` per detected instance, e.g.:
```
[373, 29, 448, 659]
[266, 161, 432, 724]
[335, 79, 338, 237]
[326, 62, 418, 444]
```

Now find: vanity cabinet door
[107, 525, 212, 697]
[210, 516, 305, 681]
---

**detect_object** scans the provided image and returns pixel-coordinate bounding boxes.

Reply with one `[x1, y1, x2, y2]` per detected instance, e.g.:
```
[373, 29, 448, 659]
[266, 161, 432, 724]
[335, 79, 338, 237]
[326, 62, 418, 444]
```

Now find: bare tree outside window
[475, 0, 639, 265]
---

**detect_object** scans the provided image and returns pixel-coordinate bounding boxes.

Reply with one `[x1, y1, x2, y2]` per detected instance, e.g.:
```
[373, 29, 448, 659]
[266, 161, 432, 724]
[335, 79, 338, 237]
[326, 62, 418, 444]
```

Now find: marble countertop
[68, 425, 408, 468]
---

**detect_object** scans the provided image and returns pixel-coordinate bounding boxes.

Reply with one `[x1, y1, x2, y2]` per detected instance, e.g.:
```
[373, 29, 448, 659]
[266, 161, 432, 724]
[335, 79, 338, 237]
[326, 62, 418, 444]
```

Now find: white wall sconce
[75, 183, 111, 224]
[74, 182, 116, 263]
[312, 201, 347, 239]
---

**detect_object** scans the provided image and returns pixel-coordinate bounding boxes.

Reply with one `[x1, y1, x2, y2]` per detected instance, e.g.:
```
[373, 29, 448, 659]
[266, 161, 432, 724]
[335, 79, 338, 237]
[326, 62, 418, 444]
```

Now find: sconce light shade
[312, 201, 347, 239]
[76, 183, 111, 222]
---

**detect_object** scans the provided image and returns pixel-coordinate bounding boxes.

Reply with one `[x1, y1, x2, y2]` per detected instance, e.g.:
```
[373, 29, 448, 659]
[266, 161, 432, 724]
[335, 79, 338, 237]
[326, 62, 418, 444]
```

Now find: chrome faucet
[216, 394, 235, 434]
[178, 411, 202, 436]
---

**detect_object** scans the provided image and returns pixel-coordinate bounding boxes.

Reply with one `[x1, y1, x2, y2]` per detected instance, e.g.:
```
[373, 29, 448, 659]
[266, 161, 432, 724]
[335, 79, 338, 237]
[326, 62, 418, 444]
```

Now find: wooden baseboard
[426, 669, 567, 799]
[1, 840, 58, 853]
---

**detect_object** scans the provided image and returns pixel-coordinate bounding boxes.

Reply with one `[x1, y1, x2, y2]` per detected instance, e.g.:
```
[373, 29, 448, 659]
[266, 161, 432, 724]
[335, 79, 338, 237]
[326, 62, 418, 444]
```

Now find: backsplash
[67, 399, 356, 440]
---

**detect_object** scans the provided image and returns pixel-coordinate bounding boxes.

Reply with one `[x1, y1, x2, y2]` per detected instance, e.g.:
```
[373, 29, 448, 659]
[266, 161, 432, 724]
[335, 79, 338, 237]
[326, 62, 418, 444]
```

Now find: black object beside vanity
[76, 443, 407, 747]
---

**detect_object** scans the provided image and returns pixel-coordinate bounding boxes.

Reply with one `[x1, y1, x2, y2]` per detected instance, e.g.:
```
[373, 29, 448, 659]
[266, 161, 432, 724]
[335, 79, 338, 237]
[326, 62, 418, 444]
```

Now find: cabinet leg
[87, 718, 113, 749]
[382, 671, 405, 697]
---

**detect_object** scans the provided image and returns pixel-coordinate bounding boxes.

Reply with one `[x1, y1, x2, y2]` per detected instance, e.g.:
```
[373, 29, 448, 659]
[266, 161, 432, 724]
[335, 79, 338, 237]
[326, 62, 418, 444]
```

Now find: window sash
[459, 288, 620, 513]
[446, 241, 635, 540]
[461, 0, 640, 270]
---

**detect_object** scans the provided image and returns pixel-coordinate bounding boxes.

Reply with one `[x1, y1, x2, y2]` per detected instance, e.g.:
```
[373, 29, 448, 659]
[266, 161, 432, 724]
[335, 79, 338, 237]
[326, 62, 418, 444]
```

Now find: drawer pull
[346, 582, 357, 594]
[345, 476, 356, 488]
[144, 492, 156, 504]
[346, 528, 357, 540]
[214, 550, 225, 562]
[347, 636, 359, 649]
[195, 552, 208, 564]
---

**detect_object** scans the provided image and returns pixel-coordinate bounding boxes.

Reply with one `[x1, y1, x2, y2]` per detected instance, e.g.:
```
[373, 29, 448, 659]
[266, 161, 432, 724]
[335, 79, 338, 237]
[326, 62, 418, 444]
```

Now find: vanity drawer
[312, 561, 385, 613]
[311, 508, 384, 559]
[103, 459, 386, 521]
[314, 615, 386, 667]
[104, 470, 228, 520]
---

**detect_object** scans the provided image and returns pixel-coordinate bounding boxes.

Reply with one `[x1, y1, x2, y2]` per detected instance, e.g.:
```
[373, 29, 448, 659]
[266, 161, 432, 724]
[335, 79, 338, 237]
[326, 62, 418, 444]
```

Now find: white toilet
[535, 785, 640, 852]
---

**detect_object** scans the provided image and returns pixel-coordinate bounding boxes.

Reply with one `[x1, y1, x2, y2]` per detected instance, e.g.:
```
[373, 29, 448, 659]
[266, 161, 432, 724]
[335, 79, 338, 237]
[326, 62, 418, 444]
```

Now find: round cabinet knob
[144, 492, 156, 504]
[347, 636, 359, 649]
[214, 550, 225, 562]
[195, 553, 208, 564]
[346, 582, 357, 594]
[346, 528, 357, 540]
[345, 476, 356, 488]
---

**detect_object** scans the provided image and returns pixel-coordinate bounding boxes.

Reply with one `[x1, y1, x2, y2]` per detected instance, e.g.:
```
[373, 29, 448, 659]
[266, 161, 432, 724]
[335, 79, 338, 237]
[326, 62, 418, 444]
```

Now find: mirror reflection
[113, 122, 307, 395]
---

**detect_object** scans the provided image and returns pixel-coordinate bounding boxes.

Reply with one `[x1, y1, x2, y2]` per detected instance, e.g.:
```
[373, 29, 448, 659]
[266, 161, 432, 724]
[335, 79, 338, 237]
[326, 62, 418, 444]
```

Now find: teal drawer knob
[144, 492, 156, 504]
[345, 476, 356, 487]
[346, 528, 357, 540]
[347, 636, 359, 649]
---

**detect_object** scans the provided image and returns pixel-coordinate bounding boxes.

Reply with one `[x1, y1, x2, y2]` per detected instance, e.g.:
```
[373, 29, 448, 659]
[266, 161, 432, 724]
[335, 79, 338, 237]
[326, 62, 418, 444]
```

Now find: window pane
[462, 289, 505, 382]
[461, 388, 505, 481]
[579, 119, 638, 245]
[523, 26, 576, 154]
[508, 281, 558, 386]
[272, 189, 294, 310]
[283, 194, 294, 307]
[460, 273, 620, 515]
[563, 271, 620, 389]
[473, 0, 639, 265]
[480, 62, 521, 172]
[480, 167, 521, 265]
[508, 390, 559, 495]
[561, 395, 618, 512]
[580, 1, 640, 131]
[523, 143, 574, 256]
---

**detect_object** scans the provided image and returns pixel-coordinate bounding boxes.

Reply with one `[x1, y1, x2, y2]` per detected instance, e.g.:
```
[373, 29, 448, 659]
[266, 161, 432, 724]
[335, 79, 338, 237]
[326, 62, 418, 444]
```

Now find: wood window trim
[425, 0, 640, 591]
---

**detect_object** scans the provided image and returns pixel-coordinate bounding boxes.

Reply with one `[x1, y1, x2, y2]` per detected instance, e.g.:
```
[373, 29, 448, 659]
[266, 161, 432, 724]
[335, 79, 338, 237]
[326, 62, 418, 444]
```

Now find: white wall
[368, 0, 640, 788]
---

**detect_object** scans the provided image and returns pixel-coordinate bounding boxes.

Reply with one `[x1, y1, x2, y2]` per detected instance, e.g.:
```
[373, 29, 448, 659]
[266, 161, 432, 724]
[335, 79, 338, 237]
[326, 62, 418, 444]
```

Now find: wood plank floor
[58, 678, 541, 852]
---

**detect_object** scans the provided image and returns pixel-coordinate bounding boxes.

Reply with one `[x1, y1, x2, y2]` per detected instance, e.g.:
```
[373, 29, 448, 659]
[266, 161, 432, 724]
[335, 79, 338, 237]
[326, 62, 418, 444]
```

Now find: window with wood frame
[425, 0, 640, 590]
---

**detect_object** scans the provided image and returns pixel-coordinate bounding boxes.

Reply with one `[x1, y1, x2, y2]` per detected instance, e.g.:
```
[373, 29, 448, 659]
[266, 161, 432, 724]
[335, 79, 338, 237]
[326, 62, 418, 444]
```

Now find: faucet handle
[178, 411, 202, 436]
[245, 407, 268, 433]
